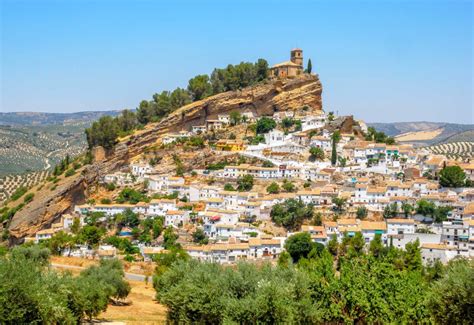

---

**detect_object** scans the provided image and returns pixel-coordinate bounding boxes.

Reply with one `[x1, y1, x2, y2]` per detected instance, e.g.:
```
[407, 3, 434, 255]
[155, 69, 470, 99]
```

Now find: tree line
[85, 59, 269, 150]
[153, 235, 473, 324]
[0, 246, 130, 323]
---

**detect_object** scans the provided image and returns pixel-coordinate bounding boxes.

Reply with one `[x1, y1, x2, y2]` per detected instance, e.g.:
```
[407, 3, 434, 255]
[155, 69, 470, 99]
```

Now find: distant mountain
[368, 121, 474, 145]
[0, 110, 121, 126]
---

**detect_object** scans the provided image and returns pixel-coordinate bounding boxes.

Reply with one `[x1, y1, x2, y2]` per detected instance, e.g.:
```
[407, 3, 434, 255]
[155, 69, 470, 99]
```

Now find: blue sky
[1, 0, 472, 123]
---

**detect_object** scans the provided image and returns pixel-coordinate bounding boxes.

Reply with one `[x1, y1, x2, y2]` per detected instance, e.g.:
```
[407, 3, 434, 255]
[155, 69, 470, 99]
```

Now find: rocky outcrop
[8, 74, 323, 243]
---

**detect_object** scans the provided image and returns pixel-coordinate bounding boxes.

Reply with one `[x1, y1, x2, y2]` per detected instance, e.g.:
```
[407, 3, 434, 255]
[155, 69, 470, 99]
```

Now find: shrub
[23, 193, 34, 204]
[10, 186, 27, 201]
[65, 168, 75, 177]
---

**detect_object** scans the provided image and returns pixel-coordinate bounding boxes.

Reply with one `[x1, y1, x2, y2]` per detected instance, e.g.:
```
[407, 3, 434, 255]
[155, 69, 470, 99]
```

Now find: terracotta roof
[337, 218, 359, 226]
[360, 221, 387, 231]
[272, 60, 301, 68]
[150, 199, 176, 204]
[142, 247, 163, 254]
[323, 221, 337, 227]
[464, 202, 474, 215]
[248, 238, 281, 246]
[166, 210, 186, 215]
[36, 229, 56, 235]
[421, 243, 455, 250]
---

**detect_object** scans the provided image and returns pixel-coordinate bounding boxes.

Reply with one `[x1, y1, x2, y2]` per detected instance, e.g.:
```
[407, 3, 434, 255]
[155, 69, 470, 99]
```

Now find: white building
[264, 129, 286, 145]
[130, 162, 153, 179]
[386, 218, 415, 235]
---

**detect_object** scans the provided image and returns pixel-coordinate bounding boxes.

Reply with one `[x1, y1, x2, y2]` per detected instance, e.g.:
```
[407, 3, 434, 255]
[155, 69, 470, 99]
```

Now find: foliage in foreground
[154, 247, 473, 324]
[0, 246, 130, 323]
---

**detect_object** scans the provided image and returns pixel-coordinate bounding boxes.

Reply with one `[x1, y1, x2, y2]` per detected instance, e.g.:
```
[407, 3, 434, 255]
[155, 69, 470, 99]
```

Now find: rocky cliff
[7, 74, 323, 243]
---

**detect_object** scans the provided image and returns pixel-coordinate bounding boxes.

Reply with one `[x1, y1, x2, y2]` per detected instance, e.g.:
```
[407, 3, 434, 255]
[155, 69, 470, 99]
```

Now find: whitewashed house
[386, 218, 415, 235]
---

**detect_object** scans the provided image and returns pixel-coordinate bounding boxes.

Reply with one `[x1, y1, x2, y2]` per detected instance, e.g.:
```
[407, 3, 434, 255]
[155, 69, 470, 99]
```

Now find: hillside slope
[0, 110, 120, 126]
[7, 74, 323, 243]
[368, 122, 473, 145]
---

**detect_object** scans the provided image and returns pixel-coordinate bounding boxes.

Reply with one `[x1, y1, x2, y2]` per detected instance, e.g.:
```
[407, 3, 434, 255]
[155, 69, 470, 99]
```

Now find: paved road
[51, 263, 147, 282]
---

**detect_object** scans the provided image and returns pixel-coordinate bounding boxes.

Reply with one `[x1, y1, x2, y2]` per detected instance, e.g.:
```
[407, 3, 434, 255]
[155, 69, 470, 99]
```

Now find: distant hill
[368, 121, 474, 146]
[0, 110, 121, 177]
[0, 110, 121, 126]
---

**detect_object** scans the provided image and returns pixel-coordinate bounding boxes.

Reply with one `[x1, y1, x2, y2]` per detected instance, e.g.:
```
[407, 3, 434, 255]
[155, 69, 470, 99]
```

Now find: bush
[266, 182, 280, 194]
[23, 193, 34, 204]
[237, 175, 254, 191]
[10, 186, 27, 201]
[0, 247, 130, 323]
[439, 166, 466, 187]
[270, 199, 314, 230]
[65, 168, 75, 177]
[256, 117, 276, 134]
[100, 198, 112, 204]
[105, 183, 116, 191]
[284, 232, 323, 262]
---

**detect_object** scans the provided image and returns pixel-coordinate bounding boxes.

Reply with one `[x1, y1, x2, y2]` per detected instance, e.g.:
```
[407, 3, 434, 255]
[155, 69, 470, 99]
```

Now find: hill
[0, 110, 121, 126]
[6, 74, 324, 243]
[368, 121, 474, 145]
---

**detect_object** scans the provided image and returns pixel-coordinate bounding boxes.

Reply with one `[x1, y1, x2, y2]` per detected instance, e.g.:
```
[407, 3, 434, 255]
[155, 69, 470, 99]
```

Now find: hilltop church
[269, 48, 304, 78]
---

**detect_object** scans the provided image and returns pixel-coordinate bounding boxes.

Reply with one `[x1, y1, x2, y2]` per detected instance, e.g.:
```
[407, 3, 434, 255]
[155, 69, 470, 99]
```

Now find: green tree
[284, 232, 318, 263]
[306, 58, 312, 74]
[256, 117, 276, 134]
[270, 199, 314, 230]
[170, 87, 192, 110]
[237, 175, 254, 191]
[416, 199, 436, 216]
[188, 74, 212, 101]
[350, 232, 365, 255]
[152, 217, 164, 238]
[282, 179, 296, 193]
[401, 203, 414, 217]
[229, 111, 242, 126]
[327, 234, 339, 256]
[404, 239, 422, 271]
[79, 225, 105, 247]
[439, 166, 466, 187]
[71, 217, 81, 234]
[331, 131, 341, 166]
[85, 115, 120, 149]
[309, 146, 324, 161]
[255, 58, 269, 81]
[433, 206, 452, 223]
[332, 197, 347, 213]
[356, 206, 368, 219]
[46, 231, 75, 255]
[224, 183, 235, 191]
[327, 111, 335, 121]
[192, 228, 208, 245]
[163, 227, 179, 250]
[369, 234, 384, 257]
[427, 259, 474, 325]
[266, 182, 280, 194]
[117, 109, 138, 133]
[312, 212, 322, 226]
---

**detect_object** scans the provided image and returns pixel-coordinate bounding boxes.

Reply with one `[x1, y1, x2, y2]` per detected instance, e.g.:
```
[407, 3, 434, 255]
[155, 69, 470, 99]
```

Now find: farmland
[424, 141, 474, 160]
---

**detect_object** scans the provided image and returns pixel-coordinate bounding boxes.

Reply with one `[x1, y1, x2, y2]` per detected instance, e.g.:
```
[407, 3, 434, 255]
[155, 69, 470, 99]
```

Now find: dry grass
[51, 257, 167, 324]
[98, 280, 167, 324]
[51, 256, 98, 268]
[50, 256, 156, 276]
[395, 128, 443, 141]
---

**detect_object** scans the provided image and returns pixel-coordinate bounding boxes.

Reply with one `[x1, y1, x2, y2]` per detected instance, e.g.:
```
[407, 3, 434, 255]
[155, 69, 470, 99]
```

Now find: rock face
[7, 74, 323, 244]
